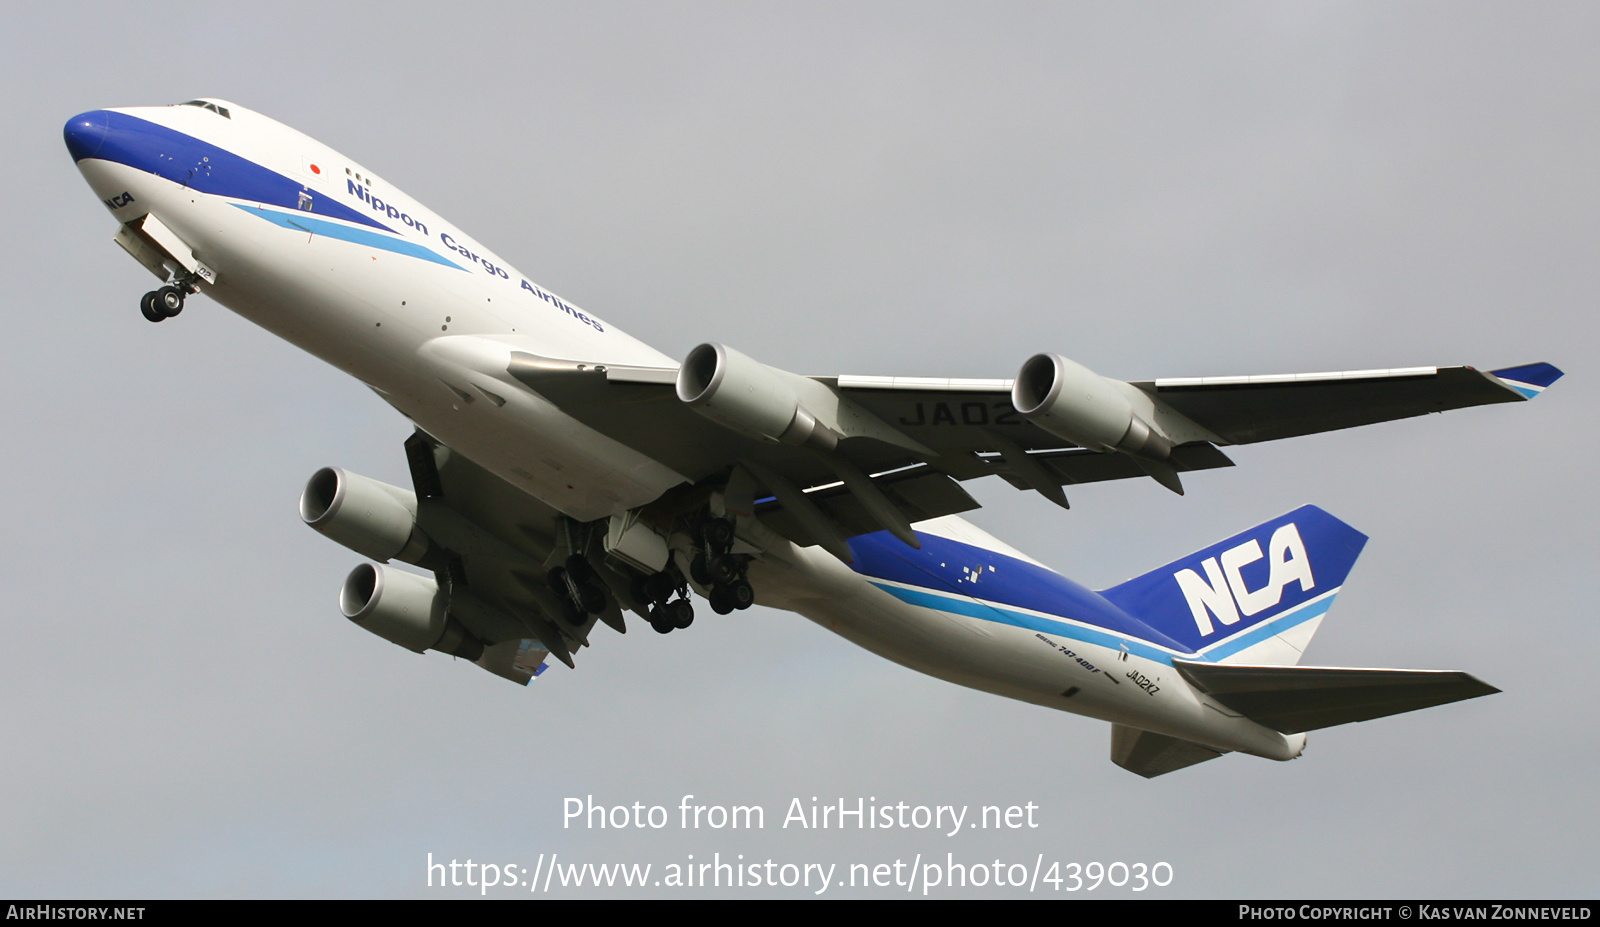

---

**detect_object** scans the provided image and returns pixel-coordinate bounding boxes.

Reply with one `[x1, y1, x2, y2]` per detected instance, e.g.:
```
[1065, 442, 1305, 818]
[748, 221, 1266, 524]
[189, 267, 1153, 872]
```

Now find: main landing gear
[690, 516, 754, 616]
[548, 554, 608, 626]
[140, 274, 198, 323]
[546, 512, 755, 638]
[637, 566, 695, 635]
[633, 516, 753, 635]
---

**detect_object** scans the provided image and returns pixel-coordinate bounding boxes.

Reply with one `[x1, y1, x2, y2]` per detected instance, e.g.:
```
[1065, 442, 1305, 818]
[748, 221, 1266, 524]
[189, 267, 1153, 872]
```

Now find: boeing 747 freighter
[64, 100, 1561, 777]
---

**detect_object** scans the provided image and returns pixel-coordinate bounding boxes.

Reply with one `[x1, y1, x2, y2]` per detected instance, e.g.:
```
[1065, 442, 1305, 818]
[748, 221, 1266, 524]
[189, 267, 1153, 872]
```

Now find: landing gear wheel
[555, 556, 607, 614]
[700, 517, 735, 551]
[709, 585, 735, 615]
[707, 554, 740, 585]
[576, 582, 607, 615]
[157, 285, 184, 317]
[689, 552, 711, 586]
[560, 589, 592, 624]
[668, 599, 694, 629]
[642, 570, 676, 605]
[547, 566, 597, 622]
[564, 554, 597, 586]
[649, 604, 674, 634]
[728, 580, 755, 611]
[140, 291, 165, 323]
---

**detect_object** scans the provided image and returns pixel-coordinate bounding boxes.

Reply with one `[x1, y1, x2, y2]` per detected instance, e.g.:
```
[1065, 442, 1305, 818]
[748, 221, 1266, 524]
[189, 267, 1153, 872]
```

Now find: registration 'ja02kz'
[65, 100, 1562, 778]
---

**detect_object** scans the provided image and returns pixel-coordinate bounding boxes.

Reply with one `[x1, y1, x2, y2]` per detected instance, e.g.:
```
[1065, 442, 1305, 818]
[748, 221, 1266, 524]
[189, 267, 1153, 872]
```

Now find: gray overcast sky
[3, 1, 1595, 898]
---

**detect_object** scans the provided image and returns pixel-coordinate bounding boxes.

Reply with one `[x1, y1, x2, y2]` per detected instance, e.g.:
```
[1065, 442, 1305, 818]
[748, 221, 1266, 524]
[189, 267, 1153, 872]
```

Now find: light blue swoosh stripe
[232, 204, 465, 270]
[868, 581, 1339, 667]
[867, 581, 1182, 664]
[1197, 596, 1334, 662]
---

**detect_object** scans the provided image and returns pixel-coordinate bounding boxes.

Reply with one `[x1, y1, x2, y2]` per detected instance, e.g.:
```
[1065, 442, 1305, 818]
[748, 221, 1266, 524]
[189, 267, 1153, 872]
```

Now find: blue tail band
[1099, 505, 1367, 656]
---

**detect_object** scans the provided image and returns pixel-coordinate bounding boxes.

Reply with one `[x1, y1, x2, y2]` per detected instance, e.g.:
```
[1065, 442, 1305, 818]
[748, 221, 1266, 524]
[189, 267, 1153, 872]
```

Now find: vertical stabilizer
[1100, 506, 1367, 665]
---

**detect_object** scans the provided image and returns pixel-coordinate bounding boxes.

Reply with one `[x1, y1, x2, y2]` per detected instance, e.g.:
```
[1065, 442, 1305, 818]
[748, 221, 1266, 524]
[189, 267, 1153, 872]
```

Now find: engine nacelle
[675, 343, 838, 450]
[338, 563, 482, 659]
[300, 467, 432, 564]
[1012, 353, 1171, 458]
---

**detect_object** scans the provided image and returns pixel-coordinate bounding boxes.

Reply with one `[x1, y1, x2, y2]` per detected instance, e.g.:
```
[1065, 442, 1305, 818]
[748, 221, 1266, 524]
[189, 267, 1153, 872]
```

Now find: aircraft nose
[63, 110, 110, 162]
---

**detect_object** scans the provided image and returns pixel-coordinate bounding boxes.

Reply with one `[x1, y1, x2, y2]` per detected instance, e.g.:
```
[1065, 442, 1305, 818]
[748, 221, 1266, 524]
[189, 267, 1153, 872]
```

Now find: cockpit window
[178, 100, 231, 119]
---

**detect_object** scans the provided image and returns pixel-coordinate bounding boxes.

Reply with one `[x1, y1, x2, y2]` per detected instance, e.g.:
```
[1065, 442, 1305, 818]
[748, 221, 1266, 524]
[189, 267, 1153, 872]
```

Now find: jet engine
[1011, 353, 1172, 459]
[675, 342, 838, 450]
[299, 467, 433, 564]
[339, 563, 482, 659]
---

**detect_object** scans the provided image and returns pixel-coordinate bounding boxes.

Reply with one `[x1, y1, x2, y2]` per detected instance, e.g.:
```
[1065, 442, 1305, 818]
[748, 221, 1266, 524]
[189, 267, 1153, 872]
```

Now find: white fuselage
[68, 100, 1302, 762]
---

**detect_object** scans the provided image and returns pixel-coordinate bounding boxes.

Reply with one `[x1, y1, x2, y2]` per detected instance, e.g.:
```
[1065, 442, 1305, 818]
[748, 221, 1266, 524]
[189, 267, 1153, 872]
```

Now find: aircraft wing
[1130, 362, 1563, 444]
[504, 352, 1559, 558]
[829, 362, 1561, 448]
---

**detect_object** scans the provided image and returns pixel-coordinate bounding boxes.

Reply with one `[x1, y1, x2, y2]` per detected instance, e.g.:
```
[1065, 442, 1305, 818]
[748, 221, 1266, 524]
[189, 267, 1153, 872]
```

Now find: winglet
[1490, 363, 1564, 400]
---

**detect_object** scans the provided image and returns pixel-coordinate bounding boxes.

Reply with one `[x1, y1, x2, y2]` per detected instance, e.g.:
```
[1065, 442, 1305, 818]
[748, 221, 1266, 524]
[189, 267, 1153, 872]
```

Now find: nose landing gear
[139, 273, 199, 323]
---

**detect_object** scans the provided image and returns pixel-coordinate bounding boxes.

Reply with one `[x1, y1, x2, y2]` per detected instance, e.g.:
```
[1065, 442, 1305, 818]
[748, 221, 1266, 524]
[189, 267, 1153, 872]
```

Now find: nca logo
[1174, 523, 1314, 636]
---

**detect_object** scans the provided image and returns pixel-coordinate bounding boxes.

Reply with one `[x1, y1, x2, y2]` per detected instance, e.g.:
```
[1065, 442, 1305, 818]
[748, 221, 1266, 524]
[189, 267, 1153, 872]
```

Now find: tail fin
[1100, 505, 1367, 664]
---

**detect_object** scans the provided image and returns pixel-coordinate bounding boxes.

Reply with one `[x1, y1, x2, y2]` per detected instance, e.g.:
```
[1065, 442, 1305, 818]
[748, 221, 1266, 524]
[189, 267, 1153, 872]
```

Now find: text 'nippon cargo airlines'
[64, 99, 1562, 778]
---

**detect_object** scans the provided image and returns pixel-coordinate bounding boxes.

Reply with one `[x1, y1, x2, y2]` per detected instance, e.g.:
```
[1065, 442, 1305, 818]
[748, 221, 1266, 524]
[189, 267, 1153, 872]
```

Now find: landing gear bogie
[549, 563, 607, 619]
[140, 275, 196, 323]
[647, 598, 695, 633]
[635, 510, 757, 635]
[698, 516, 735, 552]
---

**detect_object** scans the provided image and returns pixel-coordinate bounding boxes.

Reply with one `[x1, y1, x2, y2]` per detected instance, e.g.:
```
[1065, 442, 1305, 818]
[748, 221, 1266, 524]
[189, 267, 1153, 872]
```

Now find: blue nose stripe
[63, 110, 110, 162]
[61, 109, 394, 234]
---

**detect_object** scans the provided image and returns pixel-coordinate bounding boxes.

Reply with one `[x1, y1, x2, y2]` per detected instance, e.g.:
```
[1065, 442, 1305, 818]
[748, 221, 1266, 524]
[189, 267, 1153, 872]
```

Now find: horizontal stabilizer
[1110, 724, 1227, 778]
[1173, 660, 1499, 734]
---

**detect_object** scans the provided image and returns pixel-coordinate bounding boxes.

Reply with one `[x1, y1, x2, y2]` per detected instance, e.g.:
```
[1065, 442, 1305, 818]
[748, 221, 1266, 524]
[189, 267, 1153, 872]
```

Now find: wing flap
[1015, 442, 1235, 488]
[1173, 660, 1500, 734]
[755, 467, 981, 548]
